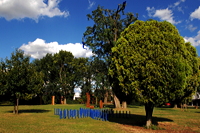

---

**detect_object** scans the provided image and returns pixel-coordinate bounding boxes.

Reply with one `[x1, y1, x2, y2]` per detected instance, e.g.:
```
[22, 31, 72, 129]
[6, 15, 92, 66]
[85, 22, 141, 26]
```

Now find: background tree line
[0, 49, 114, 114]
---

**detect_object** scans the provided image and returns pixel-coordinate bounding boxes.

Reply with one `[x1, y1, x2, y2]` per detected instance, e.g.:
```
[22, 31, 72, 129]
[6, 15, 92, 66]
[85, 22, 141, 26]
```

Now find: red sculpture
[86, 92, 90, 107]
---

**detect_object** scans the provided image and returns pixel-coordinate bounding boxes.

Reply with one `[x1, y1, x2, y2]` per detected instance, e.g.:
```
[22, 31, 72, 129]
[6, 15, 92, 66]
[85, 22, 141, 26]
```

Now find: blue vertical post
[73, 109, 76, 119]
[67, 109, 70, 119]
[63, 109, 66, 119]
[85, 109, 87, 117]
[70, 109, 72, 119]
[59, 109, 62, 119]
[77, 110, 79, 118]
[72, 109, 74, 119]
[89, 109, 90, 117]
[81, 108, 84, 118]
[79, 108, 82, 118]
[90, 109, 94, 119]
[102, 110, 105, 121]
[105, 111, 108, 121]
[57, 109, 60, 115]
[83, 109, 86, 118]
[58, 109, 61, 115]
[97, 110, 99, 120]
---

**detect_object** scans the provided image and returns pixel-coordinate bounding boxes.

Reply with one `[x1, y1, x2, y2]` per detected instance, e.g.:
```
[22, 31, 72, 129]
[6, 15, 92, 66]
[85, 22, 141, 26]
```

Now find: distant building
[73, 92, 81, 100]
[192, 92, 200, 100]
[192, 92, 200, 106]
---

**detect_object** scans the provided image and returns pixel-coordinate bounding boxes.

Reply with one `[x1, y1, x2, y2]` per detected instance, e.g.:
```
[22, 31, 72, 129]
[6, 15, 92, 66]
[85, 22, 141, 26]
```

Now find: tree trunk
[13, 98, 19, 114]
[122, 101, 127, 109]
[113, 94, 121, 108]
[86, 92, 90, 107]
[13, 104, 16, 114]
[95, 97, 98, 105]
[63, 97, 67, 104]
[104, 91, 108, 104]
[145, 102, 154, 128]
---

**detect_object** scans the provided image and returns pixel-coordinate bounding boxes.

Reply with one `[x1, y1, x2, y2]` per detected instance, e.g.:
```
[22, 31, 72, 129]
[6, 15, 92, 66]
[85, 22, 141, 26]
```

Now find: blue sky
[0, 0, 200, 60]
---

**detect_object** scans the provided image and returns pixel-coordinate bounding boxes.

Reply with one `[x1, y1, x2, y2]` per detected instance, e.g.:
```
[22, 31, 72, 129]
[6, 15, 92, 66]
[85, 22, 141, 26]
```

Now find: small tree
[3, 49, 44, 114]
[109, 20, 199, 127]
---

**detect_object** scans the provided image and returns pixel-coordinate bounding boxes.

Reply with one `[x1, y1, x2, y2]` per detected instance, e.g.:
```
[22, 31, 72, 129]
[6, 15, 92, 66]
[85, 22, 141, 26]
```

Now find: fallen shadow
[127, 105, 140, 108]
[6, 109, 51, 114]
[0, 105, 13, 106]
[195, 112, 200, 113]
[102, 104, 139, 109]
[108, 113, 173, 127]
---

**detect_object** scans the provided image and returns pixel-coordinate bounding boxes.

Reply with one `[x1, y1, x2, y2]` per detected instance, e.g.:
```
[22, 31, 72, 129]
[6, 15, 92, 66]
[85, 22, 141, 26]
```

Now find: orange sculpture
[99, 100, 103, 108]
[86, 92, 90, 107]
[52, 96, 55, 105]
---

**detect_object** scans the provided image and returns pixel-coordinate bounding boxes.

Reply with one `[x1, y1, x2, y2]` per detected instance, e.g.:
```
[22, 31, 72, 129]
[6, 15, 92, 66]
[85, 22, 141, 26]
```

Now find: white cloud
[147, 7, 181, 24]
[174, 0, 185, 7]
[19, 38, 93, 59]
[88, 0, 95, 9]
[177, 6, 184, 14]
[168, 0, 185, 13]
[184, 30, 200, 46]
[190, 6, 200, 20]
[0, 0, 69, 22]
[186, 24, 197, 32]
[146, 7, 155, 17]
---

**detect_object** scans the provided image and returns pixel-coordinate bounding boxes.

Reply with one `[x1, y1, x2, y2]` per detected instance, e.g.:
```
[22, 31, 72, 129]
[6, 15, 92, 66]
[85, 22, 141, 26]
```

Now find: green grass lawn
[0, 104, 200, 133]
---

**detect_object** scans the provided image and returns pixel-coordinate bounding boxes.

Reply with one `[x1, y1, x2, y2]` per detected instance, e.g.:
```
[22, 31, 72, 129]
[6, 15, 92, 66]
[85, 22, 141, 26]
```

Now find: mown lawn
[0, 104, 200, 133]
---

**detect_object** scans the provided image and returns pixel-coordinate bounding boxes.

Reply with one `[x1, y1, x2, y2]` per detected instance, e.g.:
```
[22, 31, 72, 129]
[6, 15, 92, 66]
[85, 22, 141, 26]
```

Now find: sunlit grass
[0, 104, 200, 132]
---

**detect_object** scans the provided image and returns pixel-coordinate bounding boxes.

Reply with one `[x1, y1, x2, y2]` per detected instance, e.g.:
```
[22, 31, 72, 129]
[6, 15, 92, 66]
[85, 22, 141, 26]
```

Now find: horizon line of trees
[0, 49, 113, 114]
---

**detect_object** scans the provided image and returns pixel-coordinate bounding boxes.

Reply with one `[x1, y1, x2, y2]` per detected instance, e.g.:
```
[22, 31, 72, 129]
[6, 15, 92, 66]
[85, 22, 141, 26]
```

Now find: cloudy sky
[0, 0, 200, 60]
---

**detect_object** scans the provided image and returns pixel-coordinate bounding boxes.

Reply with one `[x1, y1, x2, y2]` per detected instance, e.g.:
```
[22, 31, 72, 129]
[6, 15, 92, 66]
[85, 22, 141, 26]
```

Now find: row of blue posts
[54, 108, 109, 121]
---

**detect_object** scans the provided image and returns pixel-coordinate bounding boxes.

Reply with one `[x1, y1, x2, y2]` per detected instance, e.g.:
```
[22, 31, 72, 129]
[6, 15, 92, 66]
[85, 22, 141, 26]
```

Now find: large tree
[2, 49, 44, 114]
[109, 20, 199, 127]
[33, 53, 62, 104]
[91, 58, 110, 104]
[53, 50, 75, 104]
[83, 2, 138, 108]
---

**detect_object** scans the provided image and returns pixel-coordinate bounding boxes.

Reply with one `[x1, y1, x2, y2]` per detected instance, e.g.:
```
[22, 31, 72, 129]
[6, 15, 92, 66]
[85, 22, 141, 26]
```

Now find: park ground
[0, 104, 200, 133]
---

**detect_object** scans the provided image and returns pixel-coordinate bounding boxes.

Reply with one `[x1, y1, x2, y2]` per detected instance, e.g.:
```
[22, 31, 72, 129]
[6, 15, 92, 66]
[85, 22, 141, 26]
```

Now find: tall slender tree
[53, 50, 75, 104]
[83, 2, 138, 107]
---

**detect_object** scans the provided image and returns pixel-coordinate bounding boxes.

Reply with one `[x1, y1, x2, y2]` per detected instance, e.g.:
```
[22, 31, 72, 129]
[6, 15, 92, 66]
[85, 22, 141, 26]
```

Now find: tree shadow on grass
[6, 109, 51, 114]
[127, 105, 139, 108]
[103, 104, 139, 109]
[108, 113, 173, 127]
[0, 105, 13, 106]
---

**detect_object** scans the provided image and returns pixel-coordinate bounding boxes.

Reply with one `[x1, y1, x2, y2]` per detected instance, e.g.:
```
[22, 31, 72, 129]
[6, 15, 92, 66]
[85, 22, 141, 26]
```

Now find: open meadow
[0, 104, 200, 133]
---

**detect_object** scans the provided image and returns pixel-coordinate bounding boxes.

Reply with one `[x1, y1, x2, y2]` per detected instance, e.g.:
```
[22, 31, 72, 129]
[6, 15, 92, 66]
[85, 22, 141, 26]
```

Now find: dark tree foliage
[83, 2, 138, 58]
[83, 2, 138, 107]
[1, 49, 44, 114]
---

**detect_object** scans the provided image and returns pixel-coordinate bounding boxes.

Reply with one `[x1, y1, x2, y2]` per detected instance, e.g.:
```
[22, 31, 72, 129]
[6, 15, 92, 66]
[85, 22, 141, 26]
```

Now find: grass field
[0, 104, 200, 133]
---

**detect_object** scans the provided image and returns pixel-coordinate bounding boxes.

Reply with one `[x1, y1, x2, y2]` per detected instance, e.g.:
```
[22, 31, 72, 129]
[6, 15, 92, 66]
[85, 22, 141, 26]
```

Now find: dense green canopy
[109, 20, 199, 127]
